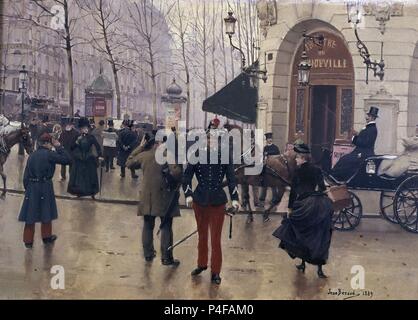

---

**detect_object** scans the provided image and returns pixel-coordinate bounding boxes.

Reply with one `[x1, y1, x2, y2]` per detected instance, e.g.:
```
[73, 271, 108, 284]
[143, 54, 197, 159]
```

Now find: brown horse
[235, 152, 297, 223]
[0, 127, 33, 198]
[223, 123, 297, 223]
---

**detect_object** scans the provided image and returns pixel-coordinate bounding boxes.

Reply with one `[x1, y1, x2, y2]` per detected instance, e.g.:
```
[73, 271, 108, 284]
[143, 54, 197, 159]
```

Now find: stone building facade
[256, 0, 418, 157]
[0, 0, 172, 121]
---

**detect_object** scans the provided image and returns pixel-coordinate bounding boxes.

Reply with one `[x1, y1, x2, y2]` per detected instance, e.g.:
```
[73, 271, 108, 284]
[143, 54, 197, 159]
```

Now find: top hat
[77, 117, 90, 129]
[107, 119, 114, 126]
[367, 106, 379, 118]
[294, 143, 310, 154]
[265, 132, 273, 139]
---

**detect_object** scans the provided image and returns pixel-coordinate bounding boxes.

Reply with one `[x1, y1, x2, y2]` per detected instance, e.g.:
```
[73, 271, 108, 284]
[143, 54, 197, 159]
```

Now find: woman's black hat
[294, 143, 310, 154]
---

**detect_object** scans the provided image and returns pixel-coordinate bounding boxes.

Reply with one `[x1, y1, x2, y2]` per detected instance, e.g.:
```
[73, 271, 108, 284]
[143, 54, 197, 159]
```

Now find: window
[12, 78, 19, 91]
[295, 88, 305, 133]
[340, 88, 353, 136]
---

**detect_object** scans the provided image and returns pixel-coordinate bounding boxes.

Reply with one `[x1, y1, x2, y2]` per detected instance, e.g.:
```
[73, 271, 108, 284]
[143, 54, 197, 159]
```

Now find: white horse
[378, 136, 418, 177]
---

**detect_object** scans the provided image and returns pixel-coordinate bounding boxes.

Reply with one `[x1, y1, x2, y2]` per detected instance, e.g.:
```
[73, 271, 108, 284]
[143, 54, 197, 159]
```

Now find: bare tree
[31, 0, 88, 115]
[168, 0, 193, 129]
[125, 0, 173, 128]
[78, 0, 126, 119]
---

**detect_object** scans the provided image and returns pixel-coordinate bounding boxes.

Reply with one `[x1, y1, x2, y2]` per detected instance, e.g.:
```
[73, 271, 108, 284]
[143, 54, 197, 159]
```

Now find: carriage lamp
[297, 32, 324, 86]
[366, 160, 376, 175]
[347, 0, 386, 84]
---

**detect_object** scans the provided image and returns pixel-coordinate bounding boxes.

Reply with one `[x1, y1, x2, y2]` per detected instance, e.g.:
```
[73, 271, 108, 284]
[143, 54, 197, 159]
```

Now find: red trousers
[192, 202, 225, 274]
[23, 223, 52, 244]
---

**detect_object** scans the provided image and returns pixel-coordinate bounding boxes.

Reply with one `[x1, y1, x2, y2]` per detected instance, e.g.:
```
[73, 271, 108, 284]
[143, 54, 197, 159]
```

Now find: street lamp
[347, 0, 385, 84]
[224, 11, 268, 83]
[19, 65, 28, 126]
[297, 32, 324, 86]
[18, 65, 28, 155]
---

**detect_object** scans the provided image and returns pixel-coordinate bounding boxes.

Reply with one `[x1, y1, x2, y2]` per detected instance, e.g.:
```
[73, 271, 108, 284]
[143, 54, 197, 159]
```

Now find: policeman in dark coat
[330, 106, 379, 181]
[59, 117, 79, 180]
[117, 120, 139, 178]
[273, 144, 333, 278]
[257, 132, 281, 211]
[18, 132, 71, 248]
[67, 117, 102, 198]
[183, 130, 240, 285]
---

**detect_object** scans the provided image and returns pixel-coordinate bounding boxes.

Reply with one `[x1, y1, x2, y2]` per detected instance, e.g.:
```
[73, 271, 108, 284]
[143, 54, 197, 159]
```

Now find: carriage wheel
[332, 191, 362, 231]
[393, 176, 418, 234]
[380, 191, 399, 224]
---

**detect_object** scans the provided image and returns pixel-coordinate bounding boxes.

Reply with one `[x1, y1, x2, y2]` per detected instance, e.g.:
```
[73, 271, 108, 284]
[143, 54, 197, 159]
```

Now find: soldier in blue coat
[18, 132, 71, 248]
[330, 106, 379, 181]
[117, 120, 139, 178]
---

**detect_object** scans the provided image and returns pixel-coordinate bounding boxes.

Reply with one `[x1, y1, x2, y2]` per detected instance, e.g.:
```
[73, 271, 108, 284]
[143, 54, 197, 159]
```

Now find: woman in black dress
[273, 144, 333, 278]
[67, 117, 102, 198]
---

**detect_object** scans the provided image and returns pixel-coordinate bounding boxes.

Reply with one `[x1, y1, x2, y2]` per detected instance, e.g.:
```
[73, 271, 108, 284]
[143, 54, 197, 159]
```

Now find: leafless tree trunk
[79, 0, 125, 119]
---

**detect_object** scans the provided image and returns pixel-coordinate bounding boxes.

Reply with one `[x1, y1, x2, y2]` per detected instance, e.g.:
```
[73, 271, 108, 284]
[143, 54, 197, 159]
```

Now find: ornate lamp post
[18, 65, 28, 155]
[347, 0, 385, 84]
[297, 32, 324, 86]
[224, 11, 267, 83]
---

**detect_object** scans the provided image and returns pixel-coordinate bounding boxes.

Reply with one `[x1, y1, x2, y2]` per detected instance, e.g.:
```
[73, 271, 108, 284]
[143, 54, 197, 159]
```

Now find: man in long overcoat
[59, 117, 79, 180]
[103, 119, 118, 172]
[18, 133, 71, 248]
[126, 132, 183, 266]
[330, 106, 379, 181]
[117, 120, 139, 179]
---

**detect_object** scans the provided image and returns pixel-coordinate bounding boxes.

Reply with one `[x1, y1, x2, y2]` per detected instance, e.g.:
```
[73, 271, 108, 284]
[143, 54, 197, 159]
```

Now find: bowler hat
[367, 106, 379, 118]
[294, 143, 310, 154]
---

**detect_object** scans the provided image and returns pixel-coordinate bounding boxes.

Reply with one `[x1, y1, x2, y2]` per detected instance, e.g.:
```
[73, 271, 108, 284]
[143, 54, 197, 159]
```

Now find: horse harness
[265, 154, 292, 186]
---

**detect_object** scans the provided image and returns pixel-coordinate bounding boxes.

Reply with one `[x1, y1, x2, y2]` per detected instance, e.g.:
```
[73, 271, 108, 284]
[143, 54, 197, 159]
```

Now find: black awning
[202, 70, 258, 123]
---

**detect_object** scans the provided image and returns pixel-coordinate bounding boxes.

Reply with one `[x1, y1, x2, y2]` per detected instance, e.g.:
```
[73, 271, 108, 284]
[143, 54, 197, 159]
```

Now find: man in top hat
[330, 106, 379, 181]
[117, 119, 139, 179]
[59, 117, 79, 180]
[256, 132, 281, 213]
[18, 132, 72, 248]
[103, 119, 118, 172]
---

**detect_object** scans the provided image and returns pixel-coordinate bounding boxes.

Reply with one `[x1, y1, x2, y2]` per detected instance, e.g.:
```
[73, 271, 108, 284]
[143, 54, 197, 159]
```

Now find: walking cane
[99, 159, 104, 197]
[167, 206, 238, 252]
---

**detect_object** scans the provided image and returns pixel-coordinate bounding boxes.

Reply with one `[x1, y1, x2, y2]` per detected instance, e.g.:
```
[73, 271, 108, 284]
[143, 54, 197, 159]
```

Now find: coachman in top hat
[330, 106, 379, 181]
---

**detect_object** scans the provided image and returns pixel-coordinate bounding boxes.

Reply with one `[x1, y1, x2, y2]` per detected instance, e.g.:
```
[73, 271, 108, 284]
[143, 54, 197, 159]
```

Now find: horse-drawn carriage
[324, 153, 418, 234]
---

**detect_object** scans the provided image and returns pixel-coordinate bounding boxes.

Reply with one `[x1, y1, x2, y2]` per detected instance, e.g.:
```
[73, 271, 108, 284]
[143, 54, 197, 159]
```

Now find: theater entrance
[310, 85, 337, 162]
[288, 30, 355, 163]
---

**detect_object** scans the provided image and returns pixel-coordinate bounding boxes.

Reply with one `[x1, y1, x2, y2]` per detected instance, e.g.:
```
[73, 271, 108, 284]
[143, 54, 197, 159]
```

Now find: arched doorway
[288, 30, 355, 162]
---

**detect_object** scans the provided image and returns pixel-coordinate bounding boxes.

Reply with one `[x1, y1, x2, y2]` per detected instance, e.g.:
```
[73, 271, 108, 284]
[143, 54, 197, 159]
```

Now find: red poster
[93, 99, 106, 117]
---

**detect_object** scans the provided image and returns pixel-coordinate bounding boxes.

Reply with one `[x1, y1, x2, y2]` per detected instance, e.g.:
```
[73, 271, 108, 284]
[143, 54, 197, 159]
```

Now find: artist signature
[327, 288, 374, 300]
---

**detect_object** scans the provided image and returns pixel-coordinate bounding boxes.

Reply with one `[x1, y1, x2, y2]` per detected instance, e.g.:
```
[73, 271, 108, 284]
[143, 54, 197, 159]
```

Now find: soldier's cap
[38, 132, 52, 143]
[294, 143, 310, 154]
